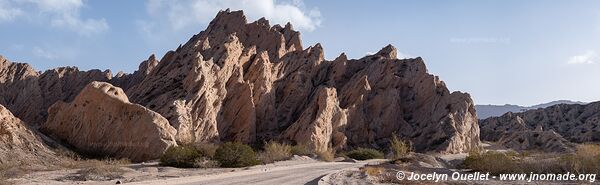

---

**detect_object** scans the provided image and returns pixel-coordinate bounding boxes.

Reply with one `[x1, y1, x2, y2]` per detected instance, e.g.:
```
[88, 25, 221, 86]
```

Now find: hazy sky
[1, 0, 599, 106]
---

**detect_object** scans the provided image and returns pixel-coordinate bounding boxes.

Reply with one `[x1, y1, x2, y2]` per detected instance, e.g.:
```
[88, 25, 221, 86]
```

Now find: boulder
[42, 81, 177, 162]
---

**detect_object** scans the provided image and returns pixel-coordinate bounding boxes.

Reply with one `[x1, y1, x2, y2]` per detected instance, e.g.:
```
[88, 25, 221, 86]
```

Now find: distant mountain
[475, 100, 586, 119]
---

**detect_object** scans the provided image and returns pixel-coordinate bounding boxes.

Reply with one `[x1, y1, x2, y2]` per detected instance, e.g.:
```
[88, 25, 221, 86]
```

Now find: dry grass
[362, 166, 384, 176]
[389, 135, 412, 159]
[59, 158, 129, 181]
[195, 143, 219, 159]
[0, 160, 47, 181]
[462, 151, 523, 175]
[258, 141, 292, 164]
[463, 144, 600, 175]
[53, 149, 130, 182]
[316, 149, 335, 162]
[346, 148, 384, 160]
[559, 144, 600, 174]
[290, 144, 313, 156]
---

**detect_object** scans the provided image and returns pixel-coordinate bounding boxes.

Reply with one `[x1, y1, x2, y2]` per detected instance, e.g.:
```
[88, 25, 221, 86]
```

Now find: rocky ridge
[124, 9, 479, 153]
[480, 102, 600, 152]
[0, 9, 480, 161]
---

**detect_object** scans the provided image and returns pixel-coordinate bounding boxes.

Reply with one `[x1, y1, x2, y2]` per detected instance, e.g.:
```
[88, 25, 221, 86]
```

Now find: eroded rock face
[111, 54, 160, 91]
[42, 82, 177, 162]
[0, 104, 55, 166]
[0, 10, 480, 154]
[125, 9, 480, 153]
[0, 56, 44, 126]
[480, 102, 600, 152]
[498, 130, 575, 153]
[0, 55, 159, 127]
[282, 87, 348, 152]
[0, 56, 114, 126]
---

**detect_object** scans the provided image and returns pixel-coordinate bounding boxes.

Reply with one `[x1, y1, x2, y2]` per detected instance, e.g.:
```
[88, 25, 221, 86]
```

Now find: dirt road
[128, 160, 379, 185]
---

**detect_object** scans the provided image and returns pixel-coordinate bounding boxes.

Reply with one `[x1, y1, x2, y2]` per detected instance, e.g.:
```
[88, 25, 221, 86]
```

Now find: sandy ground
[5, 156, 385, 185]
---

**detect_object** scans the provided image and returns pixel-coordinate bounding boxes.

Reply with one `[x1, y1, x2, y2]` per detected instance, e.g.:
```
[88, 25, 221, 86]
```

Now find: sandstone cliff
[0, 55, 155, 127]
[0, 10, 480, 155]
[124, 9, 480, 153]
[480, 102, 600, 152]
[41, 82, 177, 162]
[0, 104, 56, 166]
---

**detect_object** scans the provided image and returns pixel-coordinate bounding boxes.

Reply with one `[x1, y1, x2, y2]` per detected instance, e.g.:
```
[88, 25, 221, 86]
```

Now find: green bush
[346, 148, 384, 160]
[389, 135, 411, 159]
[160, 145, 202, 168]
[259, 141, 292, 163]
[214, 142, 260, 168]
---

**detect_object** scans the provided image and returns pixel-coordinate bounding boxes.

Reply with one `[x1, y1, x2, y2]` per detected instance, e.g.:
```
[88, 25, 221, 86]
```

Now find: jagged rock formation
[281, 87, 348, 152]
[497, 130, 575, 153]
[0, 56, 113, 126]
[0, 55, 160, 128]
[0, 10, 480, 155]
[0, 56, 44, 126]
[41, 82, 177, 162]
[111, 54, 160, 91]
[0, 104, 56, 166]
[480, 102, 600, 152]
[124, 9, 479, 153]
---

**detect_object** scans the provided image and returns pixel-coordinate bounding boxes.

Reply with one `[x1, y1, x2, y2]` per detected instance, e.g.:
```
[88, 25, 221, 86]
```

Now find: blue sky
[1, 0, 600, 106]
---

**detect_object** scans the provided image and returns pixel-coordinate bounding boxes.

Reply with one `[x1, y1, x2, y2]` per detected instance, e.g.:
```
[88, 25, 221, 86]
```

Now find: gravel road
[128, 160, 376, 185]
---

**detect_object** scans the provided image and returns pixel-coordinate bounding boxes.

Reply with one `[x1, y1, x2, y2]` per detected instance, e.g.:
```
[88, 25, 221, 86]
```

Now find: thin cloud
[144, 0, 321, 31]
[0, 0, 23, 22]
[568, 50, 598, 64]
[0, 0, 108, 36]
[32, 46, 56, 59]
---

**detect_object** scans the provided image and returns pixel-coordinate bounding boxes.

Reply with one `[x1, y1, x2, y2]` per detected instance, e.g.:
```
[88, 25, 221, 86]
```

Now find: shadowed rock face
[41, 82, 177, 162]
[0, 10, 480, 154]
[480, 102, 600, 152]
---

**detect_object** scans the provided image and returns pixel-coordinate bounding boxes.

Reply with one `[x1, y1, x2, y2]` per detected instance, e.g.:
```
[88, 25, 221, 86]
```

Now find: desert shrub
[462, 151, 521, 175]
[389, 135, 411, 159]
[258, 141, 292, 163]
[195, 158, 221, 168]
[56, 158, 129, 181]
[362, 166, 385, 176]
[291, 144, 313, 156]
[316, 148, 335, 162]
[160, 145, 202, 168]
[560, 144, 600, 174]
[214, 142, 260, 167]
[346, 148, 384, 160]
[195, 143, 219, 159]
[70, 164, 125, 181]
[464, 144, 600, 176]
